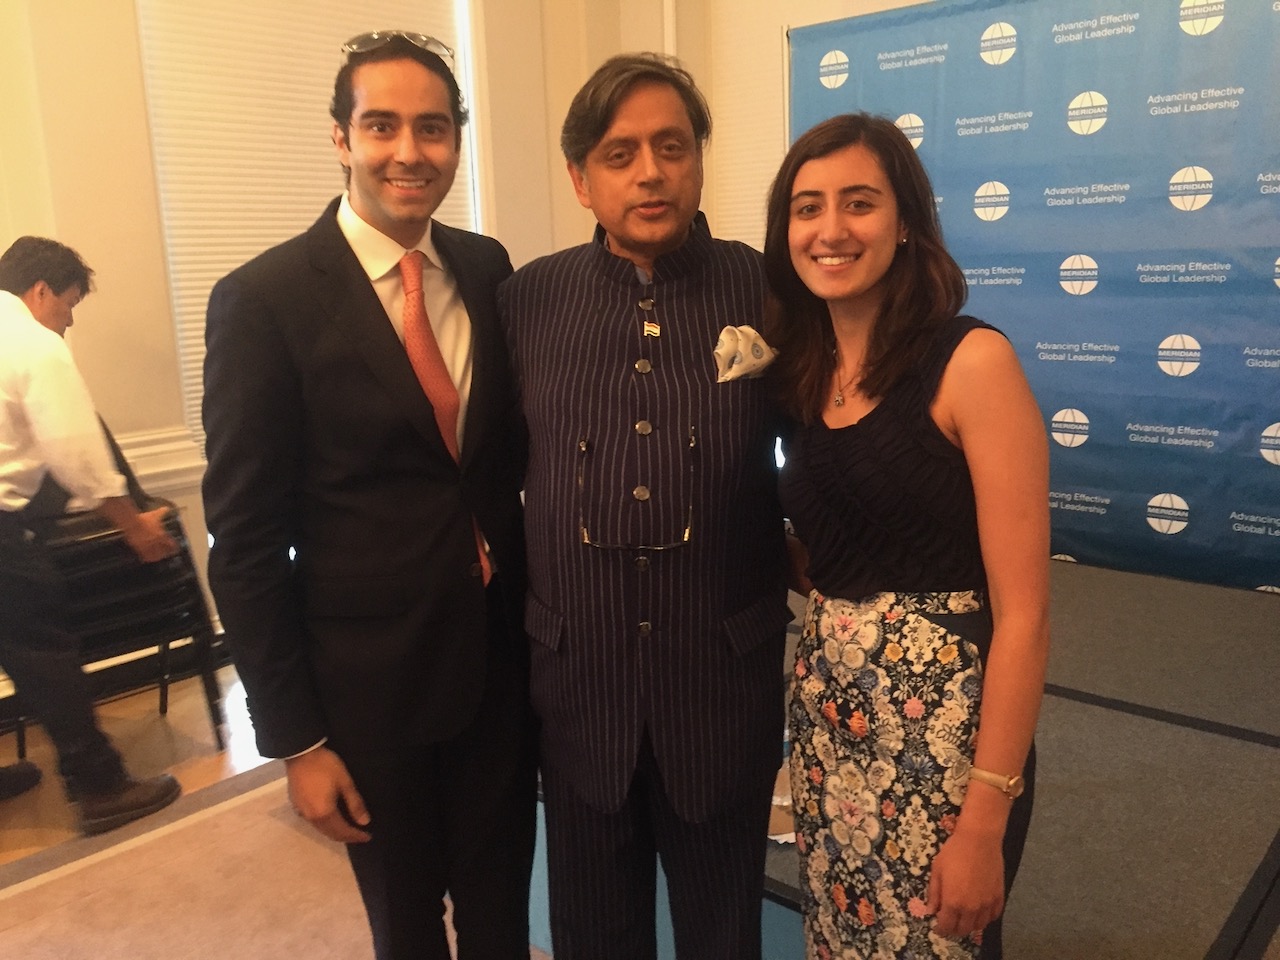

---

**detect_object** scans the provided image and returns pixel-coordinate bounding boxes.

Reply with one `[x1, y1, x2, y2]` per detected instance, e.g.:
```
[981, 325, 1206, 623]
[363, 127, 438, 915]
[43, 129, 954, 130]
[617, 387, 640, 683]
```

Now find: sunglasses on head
[341, 31, 454, 63]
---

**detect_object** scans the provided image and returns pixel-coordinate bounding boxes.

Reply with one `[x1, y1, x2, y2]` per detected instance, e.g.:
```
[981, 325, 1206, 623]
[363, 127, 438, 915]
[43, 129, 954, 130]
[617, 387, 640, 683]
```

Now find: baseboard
[114, 427, 205, 495]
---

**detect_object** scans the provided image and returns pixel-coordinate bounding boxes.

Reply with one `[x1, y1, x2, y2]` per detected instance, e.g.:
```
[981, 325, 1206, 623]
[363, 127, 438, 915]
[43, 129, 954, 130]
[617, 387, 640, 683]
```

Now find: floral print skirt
[789, 588, 1007, 960]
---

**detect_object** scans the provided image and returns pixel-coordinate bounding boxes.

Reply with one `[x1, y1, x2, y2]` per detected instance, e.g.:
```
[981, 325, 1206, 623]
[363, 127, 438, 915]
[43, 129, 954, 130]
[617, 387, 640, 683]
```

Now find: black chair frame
[10, 499, 225, 756]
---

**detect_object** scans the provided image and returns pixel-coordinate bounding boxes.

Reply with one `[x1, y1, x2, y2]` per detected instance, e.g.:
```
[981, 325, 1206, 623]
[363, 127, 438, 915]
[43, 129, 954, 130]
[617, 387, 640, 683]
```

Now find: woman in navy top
[763, 114, 1049, 959]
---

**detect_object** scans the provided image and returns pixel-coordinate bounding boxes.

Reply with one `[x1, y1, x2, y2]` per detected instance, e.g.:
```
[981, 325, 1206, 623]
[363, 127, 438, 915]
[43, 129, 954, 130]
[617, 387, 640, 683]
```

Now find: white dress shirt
[336, 194, 475, 450]
[0, 290, 126, 513]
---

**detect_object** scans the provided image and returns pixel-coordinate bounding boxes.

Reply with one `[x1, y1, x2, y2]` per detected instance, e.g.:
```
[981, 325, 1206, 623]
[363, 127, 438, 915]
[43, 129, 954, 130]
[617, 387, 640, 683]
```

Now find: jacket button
[634, 359, 652, 374]
[638, 298, 655, 311]
[638, 621, 652, 637]
[632, 485, 650, 501]
[635, 555, 649, 571]
[635, 420, 652, 436]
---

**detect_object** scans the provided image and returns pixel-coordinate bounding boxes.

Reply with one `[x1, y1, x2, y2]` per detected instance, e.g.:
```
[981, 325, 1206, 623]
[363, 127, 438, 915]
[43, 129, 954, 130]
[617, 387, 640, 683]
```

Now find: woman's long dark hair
[762, 113, 967, 424]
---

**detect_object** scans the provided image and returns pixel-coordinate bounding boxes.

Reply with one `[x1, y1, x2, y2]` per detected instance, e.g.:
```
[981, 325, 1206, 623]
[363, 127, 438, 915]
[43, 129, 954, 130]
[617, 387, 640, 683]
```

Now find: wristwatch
[968, 767, 1025, 799]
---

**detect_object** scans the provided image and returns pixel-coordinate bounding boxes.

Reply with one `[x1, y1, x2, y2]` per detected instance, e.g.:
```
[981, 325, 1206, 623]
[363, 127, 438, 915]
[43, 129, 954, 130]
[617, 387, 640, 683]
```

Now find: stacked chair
[9, 499, 225, 757]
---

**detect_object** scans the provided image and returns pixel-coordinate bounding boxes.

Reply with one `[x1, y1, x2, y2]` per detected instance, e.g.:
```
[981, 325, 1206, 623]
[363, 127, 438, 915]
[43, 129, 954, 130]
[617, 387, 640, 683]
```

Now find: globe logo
[973, 181, 1011, 221]
[1180, 0, 1225, 36]
[1146, 493, 1190, 535]
[1051, 409, 1090, 447]
[980, 22, 1018, 65]
[1261, 422, 1280, 466]
[1273, 256, 1280, 290]
[1067, 91, 1109, 135]
[1050, 554, 1078, 562]
[1157, 333, 1202, 376]
[819, 50, 850, 89]
[1059, 255, 1099, 295]
[895, 113, 925, 149]
[1169, 165, 1214, 211]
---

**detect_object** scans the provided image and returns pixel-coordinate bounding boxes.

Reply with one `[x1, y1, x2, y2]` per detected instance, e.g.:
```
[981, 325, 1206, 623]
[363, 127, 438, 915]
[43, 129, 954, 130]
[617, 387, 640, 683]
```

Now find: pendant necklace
[832, 352, 860, 407]
[833, 376, 859, 407]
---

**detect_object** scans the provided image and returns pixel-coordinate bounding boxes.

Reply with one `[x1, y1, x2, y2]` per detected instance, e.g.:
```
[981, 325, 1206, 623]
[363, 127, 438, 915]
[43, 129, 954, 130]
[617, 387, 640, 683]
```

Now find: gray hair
[561, 52, 711, 168]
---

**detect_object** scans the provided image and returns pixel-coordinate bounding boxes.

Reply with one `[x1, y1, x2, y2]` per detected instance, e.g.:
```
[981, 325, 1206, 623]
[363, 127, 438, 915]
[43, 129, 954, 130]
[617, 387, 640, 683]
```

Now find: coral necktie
[399, 250, 492, 584]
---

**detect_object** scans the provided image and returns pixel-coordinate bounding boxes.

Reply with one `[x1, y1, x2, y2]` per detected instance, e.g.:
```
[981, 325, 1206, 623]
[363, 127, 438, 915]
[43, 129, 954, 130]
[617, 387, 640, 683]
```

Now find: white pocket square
[714, 325, 777, 382]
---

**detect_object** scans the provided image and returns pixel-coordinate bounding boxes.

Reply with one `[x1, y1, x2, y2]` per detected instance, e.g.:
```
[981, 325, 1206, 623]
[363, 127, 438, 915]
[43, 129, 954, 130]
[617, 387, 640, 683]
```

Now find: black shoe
[0, 760, 43, 802]
[74, 773, 182, 835]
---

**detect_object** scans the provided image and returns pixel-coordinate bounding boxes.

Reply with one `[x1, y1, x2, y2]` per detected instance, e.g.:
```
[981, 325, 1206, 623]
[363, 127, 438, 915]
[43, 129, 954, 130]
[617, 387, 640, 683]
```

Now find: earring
[898, 235, 908, 245]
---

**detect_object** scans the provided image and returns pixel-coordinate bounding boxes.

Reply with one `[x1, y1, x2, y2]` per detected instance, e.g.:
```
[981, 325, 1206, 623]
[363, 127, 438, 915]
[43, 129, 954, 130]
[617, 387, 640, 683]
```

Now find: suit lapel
[303, 202, 457, 464]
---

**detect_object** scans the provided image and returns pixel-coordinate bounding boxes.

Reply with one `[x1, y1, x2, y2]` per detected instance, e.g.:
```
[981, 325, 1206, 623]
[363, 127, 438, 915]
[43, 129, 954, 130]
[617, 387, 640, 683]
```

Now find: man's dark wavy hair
[330, 35, 468, 147]
[0, 236, 95, 298]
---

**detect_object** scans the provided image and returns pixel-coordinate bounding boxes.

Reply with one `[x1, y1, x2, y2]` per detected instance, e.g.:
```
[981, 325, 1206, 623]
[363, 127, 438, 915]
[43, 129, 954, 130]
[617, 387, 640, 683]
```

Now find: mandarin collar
[589, 211, 713, 285]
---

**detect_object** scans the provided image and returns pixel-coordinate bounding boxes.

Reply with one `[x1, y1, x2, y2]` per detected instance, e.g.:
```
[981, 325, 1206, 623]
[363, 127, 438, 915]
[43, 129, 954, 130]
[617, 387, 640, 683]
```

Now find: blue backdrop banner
[789, 0, 1279, 592]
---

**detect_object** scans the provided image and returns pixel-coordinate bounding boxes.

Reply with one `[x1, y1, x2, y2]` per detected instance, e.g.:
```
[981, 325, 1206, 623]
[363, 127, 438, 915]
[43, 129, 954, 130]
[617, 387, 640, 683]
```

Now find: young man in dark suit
[499, 53, 792, 960]
[201, 32, 535, 960]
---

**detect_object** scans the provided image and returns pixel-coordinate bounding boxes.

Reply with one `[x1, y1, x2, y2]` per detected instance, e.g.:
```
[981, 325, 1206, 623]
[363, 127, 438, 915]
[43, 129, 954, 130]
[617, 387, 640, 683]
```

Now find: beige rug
[0, 769, 550, 959]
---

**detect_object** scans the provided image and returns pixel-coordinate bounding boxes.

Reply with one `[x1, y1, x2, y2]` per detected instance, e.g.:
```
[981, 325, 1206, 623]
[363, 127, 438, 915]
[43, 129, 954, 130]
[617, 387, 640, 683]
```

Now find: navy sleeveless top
[779, 315, 996, 602]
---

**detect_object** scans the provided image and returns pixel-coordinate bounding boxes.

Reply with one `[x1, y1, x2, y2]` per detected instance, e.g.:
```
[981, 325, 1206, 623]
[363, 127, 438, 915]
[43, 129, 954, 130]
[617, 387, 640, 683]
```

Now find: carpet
[0, 762, 377, 959]
[0, 762, 551, 960]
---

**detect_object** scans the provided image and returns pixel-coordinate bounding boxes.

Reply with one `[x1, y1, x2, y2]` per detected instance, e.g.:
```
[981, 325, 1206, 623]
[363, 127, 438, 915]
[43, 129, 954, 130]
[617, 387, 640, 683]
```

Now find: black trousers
[0, 516, 126, 795]
[343, 579, 539, 960]
[541, 732, 775, 960]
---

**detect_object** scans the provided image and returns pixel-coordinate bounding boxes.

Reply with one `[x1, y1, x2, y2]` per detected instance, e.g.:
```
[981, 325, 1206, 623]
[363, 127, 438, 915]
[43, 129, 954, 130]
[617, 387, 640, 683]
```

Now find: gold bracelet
[968, 766, 1025, 799]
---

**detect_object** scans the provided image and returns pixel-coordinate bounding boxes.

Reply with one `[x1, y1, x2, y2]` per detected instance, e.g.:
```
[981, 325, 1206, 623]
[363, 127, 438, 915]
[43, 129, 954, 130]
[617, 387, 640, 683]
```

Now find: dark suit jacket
[202, 198, 525, 759]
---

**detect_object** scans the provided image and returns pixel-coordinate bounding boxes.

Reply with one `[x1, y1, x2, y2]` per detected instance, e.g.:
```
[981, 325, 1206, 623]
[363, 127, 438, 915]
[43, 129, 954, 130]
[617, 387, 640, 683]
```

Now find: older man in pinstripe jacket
[499, 54, 792, 960]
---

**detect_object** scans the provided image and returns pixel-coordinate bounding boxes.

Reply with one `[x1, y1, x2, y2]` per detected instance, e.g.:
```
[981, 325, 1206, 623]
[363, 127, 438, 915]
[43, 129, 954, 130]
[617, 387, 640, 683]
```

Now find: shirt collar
[336, 192, 445, 281]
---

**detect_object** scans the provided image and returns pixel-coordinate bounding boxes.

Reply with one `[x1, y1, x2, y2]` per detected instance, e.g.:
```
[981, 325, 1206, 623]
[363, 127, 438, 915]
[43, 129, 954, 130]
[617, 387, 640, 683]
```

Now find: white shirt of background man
[0, 290, 126, 513]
